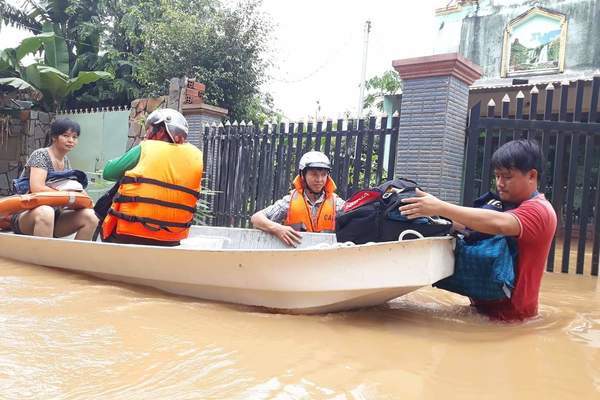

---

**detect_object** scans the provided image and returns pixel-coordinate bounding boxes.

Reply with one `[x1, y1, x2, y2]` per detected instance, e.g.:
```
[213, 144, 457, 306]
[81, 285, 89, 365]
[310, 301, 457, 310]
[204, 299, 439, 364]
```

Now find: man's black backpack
[335, 178, 452, 244]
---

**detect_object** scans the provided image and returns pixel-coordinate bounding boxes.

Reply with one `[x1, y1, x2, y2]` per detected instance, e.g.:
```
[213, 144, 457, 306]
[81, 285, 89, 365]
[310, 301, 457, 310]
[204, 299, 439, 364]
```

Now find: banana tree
[0, 31, 111, 111]
[0, 0, 106, 69]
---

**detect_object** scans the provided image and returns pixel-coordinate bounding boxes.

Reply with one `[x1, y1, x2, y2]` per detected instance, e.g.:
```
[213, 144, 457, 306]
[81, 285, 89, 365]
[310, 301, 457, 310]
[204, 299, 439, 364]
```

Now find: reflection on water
[0, 257, 598, 399]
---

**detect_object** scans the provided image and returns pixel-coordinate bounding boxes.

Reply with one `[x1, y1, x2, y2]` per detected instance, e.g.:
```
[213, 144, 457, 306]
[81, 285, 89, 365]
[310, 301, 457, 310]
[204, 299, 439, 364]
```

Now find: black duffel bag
[335, 178, 452, 244]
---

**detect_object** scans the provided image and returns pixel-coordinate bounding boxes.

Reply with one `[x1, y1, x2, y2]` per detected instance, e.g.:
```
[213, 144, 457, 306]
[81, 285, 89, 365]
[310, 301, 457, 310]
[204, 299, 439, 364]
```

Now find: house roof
[470, 69, 600, 91]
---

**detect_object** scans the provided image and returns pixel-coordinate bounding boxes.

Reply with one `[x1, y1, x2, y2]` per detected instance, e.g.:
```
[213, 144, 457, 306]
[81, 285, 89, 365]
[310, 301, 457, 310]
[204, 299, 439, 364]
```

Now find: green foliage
[363, 70, 402, 113]
[0, 31, 112, 111]
[2, 0, 273, 118]
[243, 92, 284, 125]
[194, 183, 219, 225]
[0, 76, 36, 91]
[128, 0, 272, 121]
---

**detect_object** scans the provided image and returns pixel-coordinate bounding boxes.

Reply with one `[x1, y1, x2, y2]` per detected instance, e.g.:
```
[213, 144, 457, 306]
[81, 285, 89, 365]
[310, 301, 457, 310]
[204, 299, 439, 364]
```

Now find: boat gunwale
[0, 231, 455, 254]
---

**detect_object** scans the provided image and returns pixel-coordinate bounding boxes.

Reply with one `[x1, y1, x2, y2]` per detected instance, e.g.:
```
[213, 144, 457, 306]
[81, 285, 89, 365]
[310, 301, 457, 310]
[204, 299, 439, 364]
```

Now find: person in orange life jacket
[101, 108, 203, 246]
[250, 151, 345, 247]
[399, 139, 557, 321]
[10, 118, 98, 240]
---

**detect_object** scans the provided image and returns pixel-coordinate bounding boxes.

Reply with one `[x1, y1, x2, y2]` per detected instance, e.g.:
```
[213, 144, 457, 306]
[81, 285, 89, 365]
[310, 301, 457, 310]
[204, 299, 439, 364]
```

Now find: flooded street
[0, 257, 598, 400]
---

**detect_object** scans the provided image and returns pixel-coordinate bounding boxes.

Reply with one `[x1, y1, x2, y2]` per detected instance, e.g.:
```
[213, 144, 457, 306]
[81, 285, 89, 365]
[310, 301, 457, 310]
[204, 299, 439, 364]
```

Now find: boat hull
[0, 228, 455, 314]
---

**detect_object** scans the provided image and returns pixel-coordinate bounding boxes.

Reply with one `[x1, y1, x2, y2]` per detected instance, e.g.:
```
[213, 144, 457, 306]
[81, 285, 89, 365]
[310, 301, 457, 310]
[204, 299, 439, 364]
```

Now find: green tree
[0, 0, 123, 107]
[0, 31, 111, 111]
[130, 0, 272, 121]
[0, 0, 107, 71]
[2, 0, 274, 119]
[362, 70, 402, 113]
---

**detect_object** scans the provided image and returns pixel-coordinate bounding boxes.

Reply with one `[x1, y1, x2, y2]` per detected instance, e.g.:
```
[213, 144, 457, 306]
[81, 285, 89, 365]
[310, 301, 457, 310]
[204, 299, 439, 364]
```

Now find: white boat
[0, 226, 455, 314]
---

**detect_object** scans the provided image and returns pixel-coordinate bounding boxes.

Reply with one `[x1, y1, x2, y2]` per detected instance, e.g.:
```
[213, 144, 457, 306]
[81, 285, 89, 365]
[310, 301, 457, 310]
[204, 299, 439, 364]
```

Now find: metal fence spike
[218, 122, 224, 128]
[516, 90, 525, 99]
[561, 80, 570, 87]
[530, 86, 539, 94]
[232, 120, 239, 126]
[545, 82, 555, 91]
[240, 120, 246, 126]
[487, 98, 496, 107]
[225, 120, 231, 126]
[247, 121, 253, 126]
[502, 94, 510, 102]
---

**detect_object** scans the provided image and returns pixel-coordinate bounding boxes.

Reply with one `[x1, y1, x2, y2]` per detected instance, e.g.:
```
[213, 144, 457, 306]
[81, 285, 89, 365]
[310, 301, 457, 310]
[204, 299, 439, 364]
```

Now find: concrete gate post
[392, 53, 482, 204]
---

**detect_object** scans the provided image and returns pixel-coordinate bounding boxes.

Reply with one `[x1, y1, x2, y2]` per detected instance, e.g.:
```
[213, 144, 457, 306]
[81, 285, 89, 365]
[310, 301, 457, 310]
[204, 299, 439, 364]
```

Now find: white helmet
[298, 151, 331, 172]
[145, 108, 189, 141]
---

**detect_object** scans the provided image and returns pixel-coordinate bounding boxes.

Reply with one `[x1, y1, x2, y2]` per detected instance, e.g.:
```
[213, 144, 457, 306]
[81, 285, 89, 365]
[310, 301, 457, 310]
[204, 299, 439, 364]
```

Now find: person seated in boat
[251, 151, 345, 247]
[100, 108, 203, 247]
[399, 139, 557, 322]
[9, 118, 99, 240]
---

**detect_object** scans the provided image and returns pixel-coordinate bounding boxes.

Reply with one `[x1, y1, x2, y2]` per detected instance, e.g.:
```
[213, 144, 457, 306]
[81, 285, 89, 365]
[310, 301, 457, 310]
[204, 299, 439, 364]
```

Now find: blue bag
[435, 235, 517, 300]
[12, 169, 88, 194]
[434, 191, 517, 301]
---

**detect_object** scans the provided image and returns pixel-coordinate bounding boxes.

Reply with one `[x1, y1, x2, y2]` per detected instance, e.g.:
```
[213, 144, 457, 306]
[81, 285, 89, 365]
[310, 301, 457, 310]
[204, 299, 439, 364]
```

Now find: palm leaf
[0, 1, 43, 32]
[15, 32, 55, 61]
[41, 23, 70, 75]
[0, 77, 37, 91]
[66, 71, 113, 95]
[0, 49, 18, 72]
[32, 64, 69, 105]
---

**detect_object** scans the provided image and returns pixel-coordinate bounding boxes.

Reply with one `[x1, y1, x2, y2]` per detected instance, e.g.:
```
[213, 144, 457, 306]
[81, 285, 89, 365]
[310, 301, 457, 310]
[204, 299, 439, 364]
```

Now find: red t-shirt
[474, 194, 557, 321]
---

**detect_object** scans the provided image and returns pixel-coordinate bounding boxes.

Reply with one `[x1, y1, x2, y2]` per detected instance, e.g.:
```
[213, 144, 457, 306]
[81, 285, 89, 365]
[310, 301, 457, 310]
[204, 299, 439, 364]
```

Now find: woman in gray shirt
[11, 118, 98, 240]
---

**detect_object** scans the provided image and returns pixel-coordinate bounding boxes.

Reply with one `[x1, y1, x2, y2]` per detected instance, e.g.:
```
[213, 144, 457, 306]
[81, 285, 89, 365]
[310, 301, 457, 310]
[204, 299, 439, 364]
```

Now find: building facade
[434, 0, 600, 115]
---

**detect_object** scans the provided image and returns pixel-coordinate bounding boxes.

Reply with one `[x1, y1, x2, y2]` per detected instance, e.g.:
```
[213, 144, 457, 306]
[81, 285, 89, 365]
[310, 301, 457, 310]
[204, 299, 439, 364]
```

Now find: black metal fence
[201, 116, 400, 227]
[464, 77, 600, 276]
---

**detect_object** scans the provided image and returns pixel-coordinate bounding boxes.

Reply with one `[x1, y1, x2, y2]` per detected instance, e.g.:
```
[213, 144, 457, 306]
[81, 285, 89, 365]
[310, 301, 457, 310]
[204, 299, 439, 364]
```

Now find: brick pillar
[181, 103, 228, 149]
[392, 53, 482, 204]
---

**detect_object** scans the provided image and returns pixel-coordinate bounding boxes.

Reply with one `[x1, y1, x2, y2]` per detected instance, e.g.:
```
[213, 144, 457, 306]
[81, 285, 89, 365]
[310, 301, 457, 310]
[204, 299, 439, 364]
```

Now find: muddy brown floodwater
[0, 257, 598, 399]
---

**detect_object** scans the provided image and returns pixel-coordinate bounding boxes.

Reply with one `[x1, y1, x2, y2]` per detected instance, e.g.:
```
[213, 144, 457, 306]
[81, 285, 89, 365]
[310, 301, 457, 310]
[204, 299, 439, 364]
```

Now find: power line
[270, 31, 357, 84]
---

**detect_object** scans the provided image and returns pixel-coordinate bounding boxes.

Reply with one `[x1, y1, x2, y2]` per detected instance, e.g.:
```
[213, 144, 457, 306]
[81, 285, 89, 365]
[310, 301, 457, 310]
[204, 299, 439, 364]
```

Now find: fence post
[392, 53, 482, 204]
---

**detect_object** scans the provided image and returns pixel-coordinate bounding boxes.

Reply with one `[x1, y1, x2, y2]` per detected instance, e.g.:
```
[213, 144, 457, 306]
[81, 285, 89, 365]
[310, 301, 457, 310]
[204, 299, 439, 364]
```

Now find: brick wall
[395, 75, 469, 204]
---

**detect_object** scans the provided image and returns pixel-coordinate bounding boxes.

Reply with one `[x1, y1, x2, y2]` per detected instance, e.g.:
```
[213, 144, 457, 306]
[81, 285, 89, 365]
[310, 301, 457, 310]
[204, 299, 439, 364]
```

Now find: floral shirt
[20, 148, 71, 178]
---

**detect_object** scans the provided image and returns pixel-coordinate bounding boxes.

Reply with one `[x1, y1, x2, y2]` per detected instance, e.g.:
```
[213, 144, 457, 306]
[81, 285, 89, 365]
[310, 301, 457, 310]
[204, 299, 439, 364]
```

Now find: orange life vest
[101, 140, 203, 243]
[285, 175, 337, 232]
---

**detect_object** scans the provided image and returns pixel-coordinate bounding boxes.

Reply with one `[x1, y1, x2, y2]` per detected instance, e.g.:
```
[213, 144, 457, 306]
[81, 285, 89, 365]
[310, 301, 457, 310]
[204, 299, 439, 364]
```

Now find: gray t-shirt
[20, 148, 71, 178]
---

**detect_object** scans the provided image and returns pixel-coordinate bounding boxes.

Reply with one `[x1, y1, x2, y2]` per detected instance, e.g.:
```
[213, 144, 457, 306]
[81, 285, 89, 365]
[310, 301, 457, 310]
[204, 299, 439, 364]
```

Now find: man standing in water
[251, 151, 345, 247]
[399, 139, 557, 321]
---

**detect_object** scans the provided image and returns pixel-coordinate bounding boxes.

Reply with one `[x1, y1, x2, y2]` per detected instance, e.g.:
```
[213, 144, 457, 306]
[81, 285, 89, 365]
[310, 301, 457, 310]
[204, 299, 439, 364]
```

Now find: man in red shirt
[399, 139, 557, 321]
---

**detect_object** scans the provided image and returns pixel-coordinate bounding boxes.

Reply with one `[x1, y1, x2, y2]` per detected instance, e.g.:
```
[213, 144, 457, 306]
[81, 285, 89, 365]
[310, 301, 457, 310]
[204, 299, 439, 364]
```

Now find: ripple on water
[565, 313, 600, 349]
[1, 258, 600, 399]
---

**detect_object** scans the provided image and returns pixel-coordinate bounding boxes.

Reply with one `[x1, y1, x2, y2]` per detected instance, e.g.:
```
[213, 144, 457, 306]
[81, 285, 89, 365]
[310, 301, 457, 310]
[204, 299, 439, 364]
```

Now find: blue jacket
[12, 169, 88, 194]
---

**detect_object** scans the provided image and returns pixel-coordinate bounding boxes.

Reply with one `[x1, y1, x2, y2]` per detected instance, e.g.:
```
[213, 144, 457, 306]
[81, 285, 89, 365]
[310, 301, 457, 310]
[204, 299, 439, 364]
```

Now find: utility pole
[356, 20, 371, 119]
[315, 100, 321, 122]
